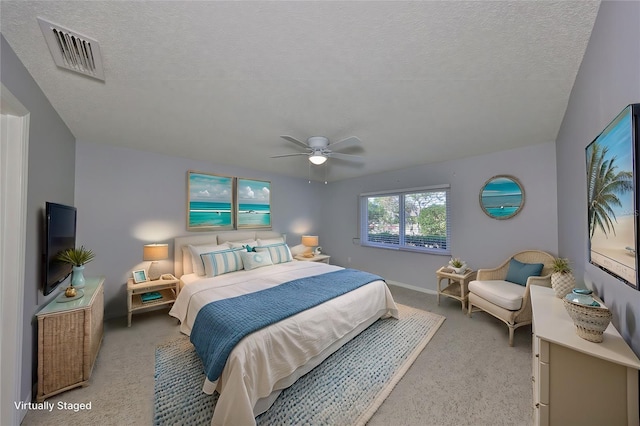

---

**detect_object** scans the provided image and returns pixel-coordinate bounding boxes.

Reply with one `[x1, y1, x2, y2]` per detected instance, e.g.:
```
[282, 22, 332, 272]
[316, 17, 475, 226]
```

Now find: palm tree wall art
[586, 141, 633, 239]
[586, 104, 637, 288]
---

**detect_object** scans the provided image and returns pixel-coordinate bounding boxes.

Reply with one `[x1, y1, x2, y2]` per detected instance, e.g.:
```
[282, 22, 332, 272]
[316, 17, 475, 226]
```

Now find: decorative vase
[562, 297, 611, 343]
[551, 272, 575, 298]
[71, 265, 86, 288]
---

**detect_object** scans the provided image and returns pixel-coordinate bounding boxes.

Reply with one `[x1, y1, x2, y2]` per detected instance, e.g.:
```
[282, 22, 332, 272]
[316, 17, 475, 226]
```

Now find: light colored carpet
[21, 285, 533, 426]
[153, 304, 444, 426]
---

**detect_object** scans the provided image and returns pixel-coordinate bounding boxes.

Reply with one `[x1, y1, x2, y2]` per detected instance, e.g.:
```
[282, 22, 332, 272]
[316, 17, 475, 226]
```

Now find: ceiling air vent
[37, 18, 105, 81]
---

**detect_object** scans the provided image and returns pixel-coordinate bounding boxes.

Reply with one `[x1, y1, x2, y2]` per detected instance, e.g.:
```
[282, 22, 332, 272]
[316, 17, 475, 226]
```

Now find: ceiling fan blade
[280, 135, 309, 149]
[328, 152, 365, 162]
[271, 153, 310, 158]
[329, 136, 361, 151]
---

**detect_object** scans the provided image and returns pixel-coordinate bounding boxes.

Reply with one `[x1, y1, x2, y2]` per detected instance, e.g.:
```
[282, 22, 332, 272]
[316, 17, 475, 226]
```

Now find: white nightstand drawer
[539, 361, 549, 404]
[539, 339, 549, 363]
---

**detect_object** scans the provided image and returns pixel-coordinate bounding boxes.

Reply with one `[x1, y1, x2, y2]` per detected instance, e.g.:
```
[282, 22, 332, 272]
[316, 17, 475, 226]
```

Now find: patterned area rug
[154, 304, 445, 426]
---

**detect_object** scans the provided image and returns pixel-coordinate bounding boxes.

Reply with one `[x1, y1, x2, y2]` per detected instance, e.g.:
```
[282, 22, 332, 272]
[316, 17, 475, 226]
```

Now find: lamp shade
[143, 244, 168, 261]
[301, 235, 319, 247]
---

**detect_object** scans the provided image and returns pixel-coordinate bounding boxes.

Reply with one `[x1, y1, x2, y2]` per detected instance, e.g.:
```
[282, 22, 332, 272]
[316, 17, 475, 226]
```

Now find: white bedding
[169, 260, 398, 426]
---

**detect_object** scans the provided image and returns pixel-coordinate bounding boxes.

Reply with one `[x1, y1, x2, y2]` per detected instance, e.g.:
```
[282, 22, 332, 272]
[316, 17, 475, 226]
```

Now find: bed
[168, 230, 398, 426]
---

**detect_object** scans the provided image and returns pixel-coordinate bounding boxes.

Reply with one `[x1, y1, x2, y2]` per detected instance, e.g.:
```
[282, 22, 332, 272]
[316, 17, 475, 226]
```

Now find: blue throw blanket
[190, 268, 384, 382]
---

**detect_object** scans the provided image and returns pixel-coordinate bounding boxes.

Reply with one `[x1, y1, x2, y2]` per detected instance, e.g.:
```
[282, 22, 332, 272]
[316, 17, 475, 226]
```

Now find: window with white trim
[359, 185, 451, 255]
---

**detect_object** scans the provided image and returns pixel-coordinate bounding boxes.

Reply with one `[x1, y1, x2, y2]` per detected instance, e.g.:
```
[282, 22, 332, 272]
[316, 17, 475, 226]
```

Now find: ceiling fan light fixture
[277, 135, 363, 166]
[309, 154, 327, 165]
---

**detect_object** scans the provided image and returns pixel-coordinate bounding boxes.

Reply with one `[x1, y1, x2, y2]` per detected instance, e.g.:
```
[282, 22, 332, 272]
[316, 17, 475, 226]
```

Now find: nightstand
[127, 275, 179, 327]
[294, 253, 331, 264]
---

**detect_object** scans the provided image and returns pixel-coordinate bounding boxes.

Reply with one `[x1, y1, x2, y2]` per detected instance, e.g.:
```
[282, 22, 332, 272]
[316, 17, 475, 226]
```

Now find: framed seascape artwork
[187, 171, 235, 231]
[479, 175, 525, 220]
[236, 178, 271, 229]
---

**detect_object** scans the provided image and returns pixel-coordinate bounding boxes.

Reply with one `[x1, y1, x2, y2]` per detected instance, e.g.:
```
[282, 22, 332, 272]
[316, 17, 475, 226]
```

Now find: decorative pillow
[240, 250, 273, 270]
[257, 237, 285, 246]
[256, 242, 292, 264]
[201, 247, 244, 278]
[227, 240, 258, 250]
[188, 243, 230, 276]
[505, 258, 544, 286]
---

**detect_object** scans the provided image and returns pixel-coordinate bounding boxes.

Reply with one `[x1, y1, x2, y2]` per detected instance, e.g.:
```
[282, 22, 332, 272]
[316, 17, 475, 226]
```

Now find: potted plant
[448, 257, 467, 274]
[57, 246, 96, 291]
[551, 257, 575, 298]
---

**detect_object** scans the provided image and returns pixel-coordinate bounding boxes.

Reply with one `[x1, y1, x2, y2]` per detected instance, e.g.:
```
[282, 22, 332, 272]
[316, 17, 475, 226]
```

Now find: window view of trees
[367, 195, 399, 239]
[363, 188, 449, 253]
[406, 191, 446, 236]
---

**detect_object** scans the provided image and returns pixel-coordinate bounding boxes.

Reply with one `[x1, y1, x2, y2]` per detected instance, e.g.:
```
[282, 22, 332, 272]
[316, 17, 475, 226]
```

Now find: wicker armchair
[467, 250, 555, 346]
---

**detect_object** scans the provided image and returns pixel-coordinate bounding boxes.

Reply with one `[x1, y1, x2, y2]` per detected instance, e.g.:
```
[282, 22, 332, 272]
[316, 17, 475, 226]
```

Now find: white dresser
[530, 286, 640, 426]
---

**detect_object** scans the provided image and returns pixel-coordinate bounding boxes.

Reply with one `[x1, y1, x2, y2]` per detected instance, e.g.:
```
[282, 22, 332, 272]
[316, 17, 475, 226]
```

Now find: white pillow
[256, 242, 292, 264]
[227, 240, 258, 250]
[257, 237, 284, 246]
[188, 243, 230, 276]
[240, 250, 273, 270]
[201, 247, 244, 278]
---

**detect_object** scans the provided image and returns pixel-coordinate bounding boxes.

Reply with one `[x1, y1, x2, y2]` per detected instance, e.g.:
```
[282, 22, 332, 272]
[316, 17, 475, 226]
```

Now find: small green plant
[56, 246, 96, 267]
[552, 257, 572, 274]
[449, 257, 464, 268]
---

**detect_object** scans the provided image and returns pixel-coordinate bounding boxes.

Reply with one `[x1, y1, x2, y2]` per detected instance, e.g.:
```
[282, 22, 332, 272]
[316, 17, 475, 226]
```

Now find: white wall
[74, 142, 325, 318]
[1, 35, 76, 409]
[556, 0, 640, 354]
[320, 142, 559, 291]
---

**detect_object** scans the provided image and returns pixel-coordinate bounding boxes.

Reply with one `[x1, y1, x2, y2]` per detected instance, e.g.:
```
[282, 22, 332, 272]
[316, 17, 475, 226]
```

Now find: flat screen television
[43, 202, 77, 295]
[585, 104, 639, 290]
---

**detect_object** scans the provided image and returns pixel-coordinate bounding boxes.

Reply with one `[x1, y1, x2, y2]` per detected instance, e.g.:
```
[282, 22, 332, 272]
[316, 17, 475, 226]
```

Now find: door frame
[1, 83, 30, 425]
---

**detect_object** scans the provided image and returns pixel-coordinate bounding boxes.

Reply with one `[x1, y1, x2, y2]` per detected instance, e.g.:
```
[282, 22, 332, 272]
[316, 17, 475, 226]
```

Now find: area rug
[154, 304, 445, 426]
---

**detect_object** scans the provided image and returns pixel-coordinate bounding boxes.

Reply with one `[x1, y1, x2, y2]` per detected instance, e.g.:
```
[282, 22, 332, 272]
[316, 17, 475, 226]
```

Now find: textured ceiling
[1, 1, 600, 182]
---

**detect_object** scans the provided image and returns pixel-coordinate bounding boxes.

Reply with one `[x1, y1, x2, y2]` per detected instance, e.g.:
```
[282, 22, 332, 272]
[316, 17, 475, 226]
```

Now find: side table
[436, 267, 477, 311]
[127, 275, 180, 327]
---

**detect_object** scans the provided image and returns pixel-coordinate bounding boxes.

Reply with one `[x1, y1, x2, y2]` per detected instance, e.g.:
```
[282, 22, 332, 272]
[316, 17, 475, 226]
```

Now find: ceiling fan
[272, 135, 364, 165]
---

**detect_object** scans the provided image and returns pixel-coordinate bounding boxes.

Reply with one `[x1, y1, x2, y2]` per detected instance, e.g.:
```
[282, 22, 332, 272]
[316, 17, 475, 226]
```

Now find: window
[360, 185, 450, 255]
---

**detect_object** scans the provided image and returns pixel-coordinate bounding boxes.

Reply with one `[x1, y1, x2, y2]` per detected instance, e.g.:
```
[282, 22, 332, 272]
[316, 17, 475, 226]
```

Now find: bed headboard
[174, 230, 285, 277]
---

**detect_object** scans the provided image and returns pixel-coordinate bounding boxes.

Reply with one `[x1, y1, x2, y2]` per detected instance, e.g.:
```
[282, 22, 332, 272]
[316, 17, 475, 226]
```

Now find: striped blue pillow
[201, 248, 244, 277]
[257, 243, 292, 264]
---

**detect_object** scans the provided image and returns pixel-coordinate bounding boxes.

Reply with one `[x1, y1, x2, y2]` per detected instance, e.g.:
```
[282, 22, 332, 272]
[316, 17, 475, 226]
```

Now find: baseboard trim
[17, 389, 31, 423]
[386, 280, 437, 295]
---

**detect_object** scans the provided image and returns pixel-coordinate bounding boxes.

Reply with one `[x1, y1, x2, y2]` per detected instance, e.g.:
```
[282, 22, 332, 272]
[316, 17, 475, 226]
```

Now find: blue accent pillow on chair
[505, 258, 544, 286]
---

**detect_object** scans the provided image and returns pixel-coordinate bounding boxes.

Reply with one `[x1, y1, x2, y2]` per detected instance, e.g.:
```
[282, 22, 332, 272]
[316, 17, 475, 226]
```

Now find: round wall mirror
[479, 175, 525, 220]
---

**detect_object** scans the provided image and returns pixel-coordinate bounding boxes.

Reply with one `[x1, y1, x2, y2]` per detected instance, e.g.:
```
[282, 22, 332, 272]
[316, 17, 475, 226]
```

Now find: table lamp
[301, 235, 318, 258]
[143, 243, 168, 280]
